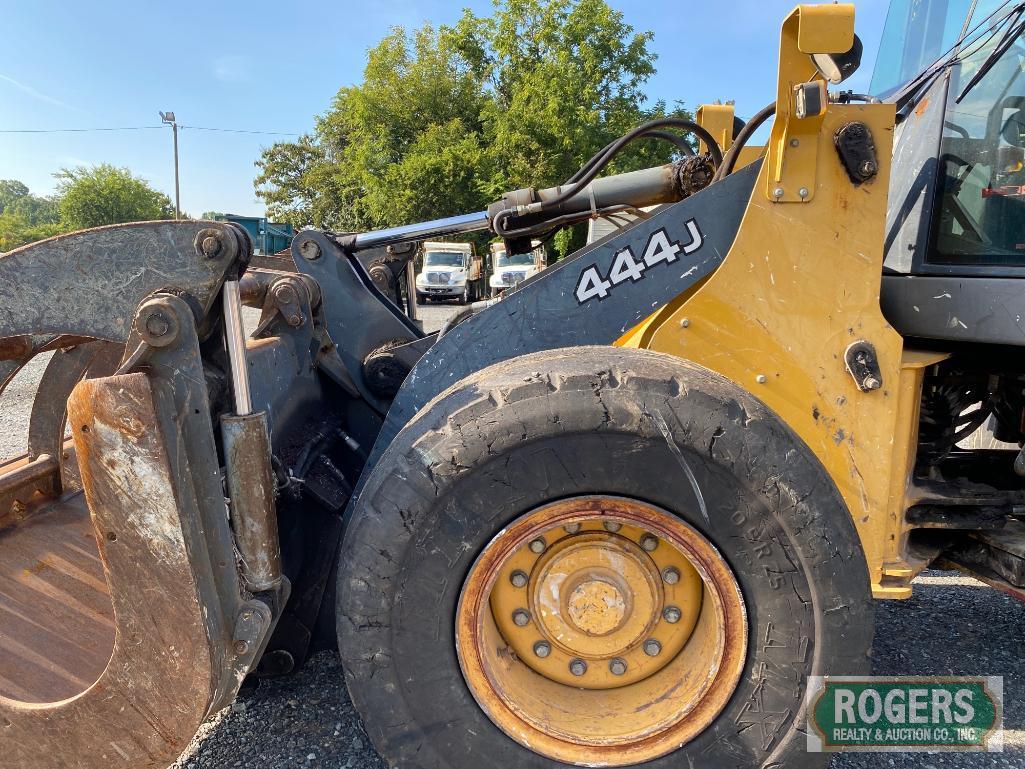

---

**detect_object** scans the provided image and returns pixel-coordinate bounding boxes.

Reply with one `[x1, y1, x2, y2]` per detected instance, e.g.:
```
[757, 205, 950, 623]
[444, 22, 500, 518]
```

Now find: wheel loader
[2, 1, 1023, 766]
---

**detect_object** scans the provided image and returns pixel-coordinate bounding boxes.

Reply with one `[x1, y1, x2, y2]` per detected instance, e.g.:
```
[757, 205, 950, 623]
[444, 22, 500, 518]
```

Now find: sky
[0, 0, 891, 219]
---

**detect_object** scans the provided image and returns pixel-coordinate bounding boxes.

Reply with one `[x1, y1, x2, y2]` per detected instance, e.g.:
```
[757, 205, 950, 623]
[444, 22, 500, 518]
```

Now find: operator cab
[877, 0, 1025, 275]
[876, 0, 1025, 348]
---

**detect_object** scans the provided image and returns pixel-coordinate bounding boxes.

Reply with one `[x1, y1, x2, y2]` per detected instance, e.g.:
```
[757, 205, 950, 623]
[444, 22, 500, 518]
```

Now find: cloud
[0, 73, 78, 110]
[213, 55, 250, 82]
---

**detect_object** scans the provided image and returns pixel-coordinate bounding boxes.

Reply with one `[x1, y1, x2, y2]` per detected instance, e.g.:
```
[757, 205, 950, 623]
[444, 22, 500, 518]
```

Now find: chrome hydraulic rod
[352, 211, 491, 250]
[222, 278, 253, 416]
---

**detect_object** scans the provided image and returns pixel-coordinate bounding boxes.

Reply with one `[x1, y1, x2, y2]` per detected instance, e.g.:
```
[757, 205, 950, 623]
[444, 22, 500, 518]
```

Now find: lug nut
[564, 522, 581, 534]
[662, 605, 682, 624]
[643, 639, 663, 657]
[512, 609, 531, 627]
[533, 641, 551, 658]
[510, 570, 528, 588]
[603, 521, 622, 533]
[640, 534, 659, 552]
[569, 658, 588, 677]
[609, 657, 628, 676]
[528, 537, 546, 554]
[662, 567, 680, 585]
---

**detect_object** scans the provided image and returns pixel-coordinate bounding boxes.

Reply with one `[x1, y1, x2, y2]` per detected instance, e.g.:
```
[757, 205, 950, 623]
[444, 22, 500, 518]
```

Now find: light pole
[159, 110, 180, 220]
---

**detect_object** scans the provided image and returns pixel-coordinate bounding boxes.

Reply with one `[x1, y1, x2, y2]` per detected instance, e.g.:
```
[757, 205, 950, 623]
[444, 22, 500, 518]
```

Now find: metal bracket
[696, 103, 736, 155]
[232, 599, 273, 657]
[292, 230, 423, 411]
[765, 3, 856, 203]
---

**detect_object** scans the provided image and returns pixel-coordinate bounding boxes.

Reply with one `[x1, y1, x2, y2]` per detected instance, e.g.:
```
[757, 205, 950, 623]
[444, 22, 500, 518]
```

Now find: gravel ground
[168, 572, 1025, 769]
[3, 301, 1022, 768]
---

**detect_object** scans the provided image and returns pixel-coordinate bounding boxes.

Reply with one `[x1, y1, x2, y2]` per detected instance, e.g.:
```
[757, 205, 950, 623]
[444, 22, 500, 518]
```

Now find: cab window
[931, 18, 1025, 266]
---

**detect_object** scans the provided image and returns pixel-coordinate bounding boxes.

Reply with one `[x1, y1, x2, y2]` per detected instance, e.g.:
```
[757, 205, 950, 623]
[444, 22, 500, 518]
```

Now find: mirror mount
[766, 3, 856, 203]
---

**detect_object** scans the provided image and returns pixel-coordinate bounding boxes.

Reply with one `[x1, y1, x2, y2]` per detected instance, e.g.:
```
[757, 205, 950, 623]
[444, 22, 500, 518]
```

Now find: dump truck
[413, 240, 484, 303]
[2, 1, 1024, 767]
[488, 239, 547, 296]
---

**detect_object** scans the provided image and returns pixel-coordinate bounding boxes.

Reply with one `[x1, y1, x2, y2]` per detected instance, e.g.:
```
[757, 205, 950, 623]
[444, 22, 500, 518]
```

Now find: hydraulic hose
[524, 118, 722, 216]
[712, 102, 776, 182]
[567, 128, 695, 187]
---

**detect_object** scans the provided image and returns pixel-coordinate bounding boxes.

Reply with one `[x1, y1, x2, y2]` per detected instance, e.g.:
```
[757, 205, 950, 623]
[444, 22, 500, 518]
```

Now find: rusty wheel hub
[456, 496, 748, 766]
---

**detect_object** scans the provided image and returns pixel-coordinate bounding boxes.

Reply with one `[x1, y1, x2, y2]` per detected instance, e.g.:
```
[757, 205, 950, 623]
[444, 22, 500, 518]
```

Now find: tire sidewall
[338, 347, 873, 769]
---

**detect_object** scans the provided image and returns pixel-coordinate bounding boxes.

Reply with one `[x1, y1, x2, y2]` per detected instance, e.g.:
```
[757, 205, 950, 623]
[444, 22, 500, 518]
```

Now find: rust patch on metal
[0, 335, 33, 361]
[0, 453, 60, 529]
[221, 412, 282, 591]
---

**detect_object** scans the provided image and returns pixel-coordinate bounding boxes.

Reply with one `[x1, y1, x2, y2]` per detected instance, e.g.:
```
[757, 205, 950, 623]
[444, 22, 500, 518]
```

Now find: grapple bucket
[0, 222, 278, 768]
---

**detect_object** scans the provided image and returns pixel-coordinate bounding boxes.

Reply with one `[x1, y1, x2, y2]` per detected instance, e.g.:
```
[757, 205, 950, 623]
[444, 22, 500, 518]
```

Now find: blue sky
[0, 0, 890, 218]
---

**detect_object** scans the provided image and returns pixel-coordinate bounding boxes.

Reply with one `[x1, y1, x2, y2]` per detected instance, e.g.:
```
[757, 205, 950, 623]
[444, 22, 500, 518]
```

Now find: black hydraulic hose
[494, 204, 638, 241]
[712, 102, 776, 182]
[492, 118, 721, 239]
[568, 130, 694, 186]
[642, 129, 695, 156]
[567, 122, 713, 185]
[535, 118, 723, 215]
[835, 91, 882, 104]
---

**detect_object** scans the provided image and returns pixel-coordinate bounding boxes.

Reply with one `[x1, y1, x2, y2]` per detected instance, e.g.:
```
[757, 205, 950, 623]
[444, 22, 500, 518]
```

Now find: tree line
[254, 0, 691, 259]
[0, 165, 175, 252]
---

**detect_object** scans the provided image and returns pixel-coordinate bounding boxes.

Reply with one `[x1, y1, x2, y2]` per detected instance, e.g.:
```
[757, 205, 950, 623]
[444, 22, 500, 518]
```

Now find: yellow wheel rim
[456, 496, 748, 766]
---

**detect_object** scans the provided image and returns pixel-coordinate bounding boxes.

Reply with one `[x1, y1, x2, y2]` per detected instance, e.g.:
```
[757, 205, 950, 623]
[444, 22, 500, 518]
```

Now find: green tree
[55, 164, 174, 230]
[0, 179, 63, 251]
[0, 212, 64, 252]
[255, 0, 690, 258]
[0, 180, 30, 213]
[254, 134, 352, 229]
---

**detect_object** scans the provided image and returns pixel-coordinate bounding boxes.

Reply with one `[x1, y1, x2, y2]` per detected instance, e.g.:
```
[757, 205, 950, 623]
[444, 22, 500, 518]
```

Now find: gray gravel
[2, 302, 1021, 768]
[167, 570, 1024, 769]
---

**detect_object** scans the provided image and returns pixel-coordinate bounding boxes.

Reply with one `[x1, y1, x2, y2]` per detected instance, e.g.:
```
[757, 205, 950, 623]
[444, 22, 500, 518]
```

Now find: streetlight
[159, 110, 180, 220]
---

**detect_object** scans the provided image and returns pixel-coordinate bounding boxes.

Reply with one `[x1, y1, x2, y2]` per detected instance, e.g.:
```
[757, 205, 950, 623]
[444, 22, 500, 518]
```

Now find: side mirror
[811, 34, 863, 84]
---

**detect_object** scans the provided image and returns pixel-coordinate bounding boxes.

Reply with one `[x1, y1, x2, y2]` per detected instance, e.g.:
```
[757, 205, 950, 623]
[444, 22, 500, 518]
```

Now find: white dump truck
[414, 241, 484, 304]
[488, 240, 547, 297]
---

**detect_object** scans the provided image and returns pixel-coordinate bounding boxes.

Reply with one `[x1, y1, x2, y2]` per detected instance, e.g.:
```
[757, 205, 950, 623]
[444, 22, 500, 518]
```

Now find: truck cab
[414, 241, 483, 304]
[488, 240, 547, 297]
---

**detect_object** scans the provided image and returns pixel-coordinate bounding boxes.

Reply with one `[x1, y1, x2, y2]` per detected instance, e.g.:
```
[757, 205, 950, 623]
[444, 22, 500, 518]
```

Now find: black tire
[415, 291, 427, 303]
[338, 346, 873, 769]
